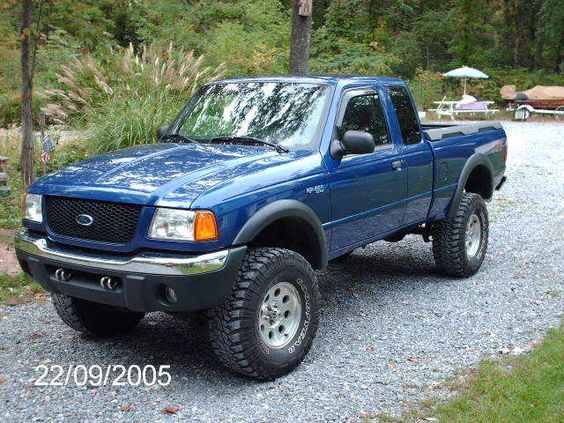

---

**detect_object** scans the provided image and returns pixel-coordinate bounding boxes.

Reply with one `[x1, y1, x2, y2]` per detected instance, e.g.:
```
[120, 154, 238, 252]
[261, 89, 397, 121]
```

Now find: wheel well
[248, 217, 323, 269]
[465, 165, 492, 200]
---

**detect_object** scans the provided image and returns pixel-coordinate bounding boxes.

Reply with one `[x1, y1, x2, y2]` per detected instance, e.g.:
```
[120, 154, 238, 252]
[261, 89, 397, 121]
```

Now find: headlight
[148, 208, 218, 242]
[23, 193, 43, 223]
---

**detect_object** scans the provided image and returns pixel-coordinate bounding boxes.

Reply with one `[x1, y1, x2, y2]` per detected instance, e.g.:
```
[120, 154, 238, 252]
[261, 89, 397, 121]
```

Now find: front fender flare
[233, 200, 328, 269]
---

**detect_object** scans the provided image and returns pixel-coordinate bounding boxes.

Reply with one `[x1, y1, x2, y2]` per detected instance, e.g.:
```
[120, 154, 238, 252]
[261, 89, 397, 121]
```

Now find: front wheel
[208, 248, 320, 380]
[52, 294, 145, 336]
[432, 192, 489, 277]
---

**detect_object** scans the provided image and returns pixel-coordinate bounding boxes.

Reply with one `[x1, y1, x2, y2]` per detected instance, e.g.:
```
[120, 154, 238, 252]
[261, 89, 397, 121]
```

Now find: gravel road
[1, 121, 562, 422]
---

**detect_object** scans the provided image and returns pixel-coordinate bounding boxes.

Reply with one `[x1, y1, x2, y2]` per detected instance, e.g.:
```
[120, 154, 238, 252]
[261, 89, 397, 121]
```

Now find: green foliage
[133, 0, 290, 77]
[0, 92, 44, 128]
[540, 0, 564, 72]
[45, 0, 115, 51]
[45, 140, 89, 172]
[485, 67, 564, 90]
[468, 67, 564, 104]
[311, 27, 400, 75]
[448, 0, 496, 67]
[0, 0, 562, 129]
[323, 0, 373, 43]
[407, 69, 450, 110]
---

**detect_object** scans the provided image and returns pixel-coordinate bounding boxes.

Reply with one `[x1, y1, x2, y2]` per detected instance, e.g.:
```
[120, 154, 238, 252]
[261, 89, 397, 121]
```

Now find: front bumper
[15, 230, 246, 312]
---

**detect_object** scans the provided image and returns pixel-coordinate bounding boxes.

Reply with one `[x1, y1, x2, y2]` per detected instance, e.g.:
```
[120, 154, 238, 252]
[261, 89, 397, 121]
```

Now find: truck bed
[422, 122, 503, 141]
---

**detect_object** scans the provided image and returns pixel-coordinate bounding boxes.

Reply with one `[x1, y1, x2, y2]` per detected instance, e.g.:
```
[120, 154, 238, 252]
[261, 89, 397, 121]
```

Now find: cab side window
[339, 94, 390, 148]
[389, 86, 421, 145]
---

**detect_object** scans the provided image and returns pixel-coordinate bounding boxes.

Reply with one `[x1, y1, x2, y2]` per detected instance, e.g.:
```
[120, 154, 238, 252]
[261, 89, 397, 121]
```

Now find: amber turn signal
[194, 210, 219, 241]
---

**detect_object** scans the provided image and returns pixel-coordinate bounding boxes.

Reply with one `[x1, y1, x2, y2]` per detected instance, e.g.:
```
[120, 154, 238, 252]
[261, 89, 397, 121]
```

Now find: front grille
[45, 196, 142, 244]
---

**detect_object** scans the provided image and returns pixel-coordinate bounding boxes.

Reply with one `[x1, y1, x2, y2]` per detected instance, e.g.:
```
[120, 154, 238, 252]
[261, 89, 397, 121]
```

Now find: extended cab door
[328, 88, 408, 252]
[387, 85, 434, 225]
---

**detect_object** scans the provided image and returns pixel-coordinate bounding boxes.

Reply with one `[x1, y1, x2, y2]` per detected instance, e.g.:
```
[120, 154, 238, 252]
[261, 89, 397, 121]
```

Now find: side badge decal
[306, 185, 325, 194]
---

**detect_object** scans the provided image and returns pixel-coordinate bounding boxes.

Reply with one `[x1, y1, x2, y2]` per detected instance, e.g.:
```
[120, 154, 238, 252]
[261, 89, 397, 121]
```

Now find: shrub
[43, 55, 115, 124]
[46, 139, 90, 173]
[407, 69, 448, 110]
[0, 92, 44, 128]
[86, 94, 185, 153]
[44, 43, 225, 152]
[484, 67, 564, 91]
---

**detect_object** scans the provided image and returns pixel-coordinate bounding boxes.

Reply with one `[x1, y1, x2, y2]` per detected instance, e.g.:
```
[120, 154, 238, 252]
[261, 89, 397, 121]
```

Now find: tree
[20, 0, 34, 189]
[540, 0, 564, 72]
[289, 0, 312, 74]
[449, 0, 496, 67]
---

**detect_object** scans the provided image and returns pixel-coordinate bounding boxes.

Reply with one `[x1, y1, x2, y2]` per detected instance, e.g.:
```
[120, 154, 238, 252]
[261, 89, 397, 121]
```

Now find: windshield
[171, 82, 331, 150]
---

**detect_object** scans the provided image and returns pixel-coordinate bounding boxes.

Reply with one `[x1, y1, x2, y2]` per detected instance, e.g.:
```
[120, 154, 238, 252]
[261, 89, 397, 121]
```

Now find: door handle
[392, 160, 403, 171]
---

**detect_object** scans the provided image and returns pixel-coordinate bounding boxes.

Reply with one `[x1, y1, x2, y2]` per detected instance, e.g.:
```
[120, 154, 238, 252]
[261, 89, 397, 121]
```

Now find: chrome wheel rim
[258, 281, 302, 348]
[465, 213, 481, 258]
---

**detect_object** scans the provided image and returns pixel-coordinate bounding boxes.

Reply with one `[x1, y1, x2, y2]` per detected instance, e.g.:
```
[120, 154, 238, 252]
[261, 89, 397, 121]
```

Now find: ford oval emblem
[76, 214, 94, 226]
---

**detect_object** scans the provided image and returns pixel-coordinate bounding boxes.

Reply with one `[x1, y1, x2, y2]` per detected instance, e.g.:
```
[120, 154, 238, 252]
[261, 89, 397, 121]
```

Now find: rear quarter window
[389, 86, 421, 145]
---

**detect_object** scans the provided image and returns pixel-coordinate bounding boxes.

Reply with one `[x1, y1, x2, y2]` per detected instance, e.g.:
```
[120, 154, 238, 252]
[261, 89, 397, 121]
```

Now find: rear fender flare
[448, 154, 494, 218]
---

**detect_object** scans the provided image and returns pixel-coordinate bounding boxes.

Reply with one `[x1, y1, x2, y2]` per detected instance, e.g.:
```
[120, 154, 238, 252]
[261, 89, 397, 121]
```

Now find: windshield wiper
[160, 133, 200, 145]
[207, 136, 289, 153]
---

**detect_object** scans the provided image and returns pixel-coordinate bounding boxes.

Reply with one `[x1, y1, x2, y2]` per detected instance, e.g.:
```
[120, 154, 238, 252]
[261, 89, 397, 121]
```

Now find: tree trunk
[289, 0, 312, 74]
[21, 0, 35, 190]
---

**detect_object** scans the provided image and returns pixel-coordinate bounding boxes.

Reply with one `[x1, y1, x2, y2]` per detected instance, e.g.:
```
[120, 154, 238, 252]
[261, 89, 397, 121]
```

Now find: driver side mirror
[156, 125, 169, 140]
[331, 130, 375, 159]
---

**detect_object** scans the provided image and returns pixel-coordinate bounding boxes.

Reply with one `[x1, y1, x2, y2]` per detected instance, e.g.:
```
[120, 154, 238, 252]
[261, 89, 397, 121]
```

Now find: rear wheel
[52, 294, 145, 336]
[208, 247, 320, 380]
[432, 192, 489, 277]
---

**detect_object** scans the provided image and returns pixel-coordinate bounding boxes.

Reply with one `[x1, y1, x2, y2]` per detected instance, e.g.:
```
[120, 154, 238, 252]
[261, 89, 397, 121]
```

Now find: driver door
[329, 89, 408, 252]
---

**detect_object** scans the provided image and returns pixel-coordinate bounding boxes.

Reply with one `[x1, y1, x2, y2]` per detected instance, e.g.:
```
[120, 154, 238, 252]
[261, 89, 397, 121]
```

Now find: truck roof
[209, 75, 404, 86]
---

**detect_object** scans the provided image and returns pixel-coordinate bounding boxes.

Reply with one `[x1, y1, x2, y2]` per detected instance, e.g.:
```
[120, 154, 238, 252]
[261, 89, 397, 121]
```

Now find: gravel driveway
[1, 121, 562, 422]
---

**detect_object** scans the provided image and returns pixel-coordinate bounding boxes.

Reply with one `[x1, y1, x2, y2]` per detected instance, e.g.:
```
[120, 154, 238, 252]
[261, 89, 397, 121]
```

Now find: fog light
[165, 287, 177, 303]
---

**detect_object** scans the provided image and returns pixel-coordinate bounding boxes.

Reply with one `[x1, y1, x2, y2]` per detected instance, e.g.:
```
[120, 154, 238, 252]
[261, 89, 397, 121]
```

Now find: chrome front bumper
[15, 230, 229, 276]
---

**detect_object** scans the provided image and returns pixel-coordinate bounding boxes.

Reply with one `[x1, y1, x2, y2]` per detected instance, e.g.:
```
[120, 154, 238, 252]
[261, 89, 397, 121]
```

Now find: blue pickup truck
[16, 76, 507, 379]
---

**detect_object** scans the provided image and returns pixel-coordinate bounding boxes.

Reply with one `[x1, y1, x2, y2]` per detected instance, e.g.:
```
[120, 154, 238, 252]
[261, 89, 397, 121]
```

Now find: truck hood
[31, 142, 284, 206]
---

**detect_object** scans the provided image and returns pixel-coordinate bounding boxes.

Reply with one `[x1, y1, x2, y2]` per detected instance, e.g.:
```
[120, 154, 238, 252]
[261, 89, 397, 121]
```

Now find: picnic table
[429, 100, 499, 120]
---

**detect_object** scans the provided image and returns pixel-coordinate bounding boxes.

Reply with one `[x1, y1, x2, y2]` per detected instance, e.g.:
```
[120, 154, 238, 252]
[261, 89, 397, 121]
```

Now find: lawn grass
[386, 326, 563, 423]
[0, 272, 43, 305]
[376, 326, 563, 423]
[432, 326, 563, 423]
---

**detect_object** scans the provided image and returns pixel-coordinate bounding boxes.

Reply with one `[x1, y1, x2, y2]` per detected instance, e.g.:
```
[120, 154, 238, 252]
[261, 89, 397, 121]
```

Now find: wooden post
[39, 111, 46, 175]
[289, 0, 312, 74]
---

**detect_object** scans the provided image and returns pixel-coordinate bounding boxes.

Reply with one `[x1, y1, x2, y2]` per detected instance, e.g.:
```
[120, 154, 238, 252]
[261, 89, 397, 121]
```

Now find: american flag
[41, 133, 54, 163]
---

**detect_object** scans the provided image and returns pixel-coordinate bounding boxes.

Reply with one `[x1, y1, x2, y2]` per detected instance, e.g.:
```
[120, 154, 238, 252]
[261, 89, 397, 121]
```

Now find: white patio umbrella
[443, 66, 489, 95]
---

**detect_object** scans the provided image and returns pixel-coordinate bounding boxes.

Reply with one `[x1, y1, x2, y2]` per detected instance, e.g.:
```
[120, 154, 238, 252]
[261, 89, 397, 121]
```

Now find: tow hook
[54, 268, 72, 282]
[100, 276, 119, 290]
